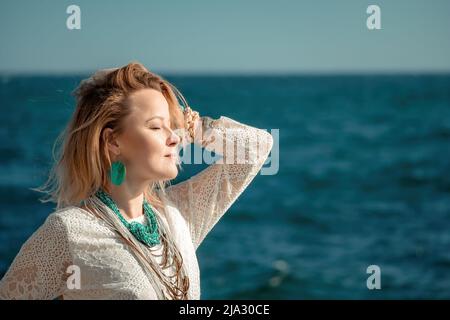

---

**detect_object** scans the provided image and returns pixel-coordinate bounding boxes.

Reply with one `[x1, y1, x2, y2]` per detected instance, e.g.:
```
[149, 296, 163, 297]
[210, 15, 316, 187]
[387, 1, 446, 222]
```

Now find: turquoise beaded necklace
[95, 188, 161, 247]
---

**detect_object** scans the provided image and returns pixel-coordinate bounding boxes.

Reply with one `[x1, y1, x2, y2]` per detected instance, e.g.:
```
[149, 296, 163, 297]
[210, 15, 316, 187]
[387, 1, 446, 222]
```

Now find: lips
[164, 153, 176, 158]
[164, 153, 178, 164]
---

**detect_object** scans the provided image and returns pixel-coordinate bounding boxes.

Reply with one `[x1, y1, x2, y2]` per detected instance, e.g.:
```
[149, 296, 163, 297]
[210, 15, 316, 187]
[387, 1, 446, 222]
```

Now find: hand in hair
[183, 106, 201, 143]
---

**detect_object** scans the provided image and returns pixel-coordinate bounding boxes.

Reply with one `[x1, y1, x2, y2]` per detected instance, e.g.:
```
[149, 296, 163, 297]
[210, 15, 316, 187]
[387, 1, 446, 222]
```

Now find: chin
[163, 167, 179, 180]
[167, 171, 178, 180]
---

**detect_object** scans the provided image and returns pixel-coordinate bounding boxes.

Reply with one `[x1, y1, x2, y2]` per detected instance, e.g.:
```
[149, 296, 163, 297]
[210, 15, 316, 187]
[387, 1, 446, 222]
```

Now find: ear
[103, 128, 121, 156]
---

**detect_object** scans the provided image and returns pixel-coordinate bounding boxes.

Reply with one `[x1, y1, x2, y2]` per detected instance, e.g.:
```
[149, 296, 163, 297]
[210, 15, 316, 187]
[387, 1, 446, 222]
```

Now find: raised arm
[0, 214, 72, 299]
[161, 112, 273, 251]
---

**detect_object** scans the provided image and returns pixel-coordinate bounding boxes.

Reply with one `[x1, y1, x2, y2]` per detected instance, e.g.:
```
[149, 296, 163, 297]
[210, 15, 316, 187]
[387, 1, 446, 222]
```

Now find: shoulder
[50, 205, 97, 222]
[42, 206, 112, 241]
[44, 206, 96, 229]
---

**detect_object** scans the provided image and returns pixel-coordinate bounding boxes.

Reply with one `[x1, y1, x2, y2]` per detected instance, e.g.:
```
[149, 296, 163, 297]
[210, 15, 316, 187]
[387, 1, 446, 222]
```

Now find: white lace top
[0, 115, 273, 300]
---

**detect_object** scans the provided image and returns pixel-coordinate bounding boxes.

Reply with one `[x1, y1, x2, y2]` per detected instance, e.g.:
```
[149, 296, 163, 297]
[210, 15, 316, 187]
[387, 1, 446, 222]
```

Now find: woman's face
[112, 88, 181, 184]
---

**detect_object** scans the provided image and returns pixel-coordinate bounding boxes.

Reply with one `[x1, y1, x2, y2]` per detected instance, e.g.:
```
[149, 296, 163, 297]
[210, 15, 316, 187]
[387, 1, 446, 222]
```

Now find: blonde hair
[33, 61, 189, 211]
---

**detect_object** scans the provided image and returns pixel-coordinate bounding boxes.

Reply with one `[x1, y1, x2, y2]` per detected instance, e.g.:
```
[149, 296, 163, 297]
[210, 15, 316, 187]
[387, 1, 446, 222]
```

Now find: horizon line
[1, 69, 450, 77]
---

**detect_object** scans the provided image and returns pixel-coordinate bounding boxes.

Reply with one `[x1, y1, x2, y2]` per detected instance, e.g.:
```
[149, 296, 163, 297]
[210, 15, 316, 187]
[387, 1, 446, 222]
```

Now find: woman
[0, 62, 273, 299]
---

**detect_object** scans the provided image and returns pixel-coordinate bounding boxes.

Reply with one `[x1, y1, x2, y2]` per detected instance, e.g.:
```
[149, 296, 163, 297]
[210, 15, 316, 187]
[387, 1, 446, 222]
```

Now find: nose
[167, 128, 181, 146]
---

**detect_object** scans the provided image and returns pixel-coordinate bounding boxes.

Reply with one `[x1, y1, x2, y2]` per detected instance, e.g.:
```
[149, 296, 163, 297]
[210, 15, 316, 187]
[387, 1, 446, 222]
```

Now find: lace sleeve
[163, 115, 273, 251]
[0, 213, 72, 299]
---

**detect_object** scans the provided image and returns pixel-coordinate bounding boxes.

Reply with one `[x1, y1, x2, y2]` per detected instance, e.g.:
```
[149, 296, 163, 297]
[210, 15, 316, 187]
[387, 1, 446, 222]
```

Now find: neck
[106, 181, 148, 220]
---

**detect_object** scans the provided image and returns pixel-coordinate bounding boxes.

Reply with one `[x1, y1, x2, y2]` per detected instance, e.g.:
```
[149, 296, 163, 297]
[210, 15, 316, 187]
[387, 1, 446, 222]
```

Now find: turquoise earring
[110, 161, 126, 186]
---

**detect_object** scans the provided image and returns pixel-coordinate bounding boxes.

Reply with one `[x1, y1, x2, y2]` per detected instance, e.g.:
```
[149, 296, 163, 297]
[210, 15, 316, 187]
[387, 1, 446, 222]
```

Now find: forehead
[127, 88, 170, 119]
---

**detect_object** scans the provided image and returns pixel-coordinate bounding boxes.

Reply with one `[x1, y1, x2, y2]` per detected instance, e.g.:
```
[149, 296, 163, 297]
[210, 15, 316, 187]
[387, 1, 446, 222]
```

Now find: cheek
[123, 131, 163, 158]
[140, 140, 163, 160]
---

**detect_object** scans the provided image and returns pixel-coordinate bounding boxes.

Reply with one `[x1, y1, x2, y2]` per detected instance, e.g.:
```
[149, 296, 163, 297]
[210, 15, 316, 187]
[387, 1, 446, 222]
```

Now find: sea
[0, 73, 449, 299]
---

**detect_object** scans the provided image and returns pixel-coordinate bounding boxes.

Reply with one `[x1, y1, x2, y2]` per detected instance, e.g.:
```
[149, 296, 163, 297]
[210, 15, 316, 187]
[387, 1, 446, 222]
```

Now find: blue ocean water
[0, 74, 449, 299]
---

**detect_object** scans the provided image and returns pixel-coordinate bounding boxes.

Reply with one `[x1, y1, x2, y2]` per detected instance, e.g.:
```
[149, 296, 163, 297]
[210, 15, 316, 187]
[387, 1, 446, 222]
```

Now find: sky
[0, 0, 449, 74]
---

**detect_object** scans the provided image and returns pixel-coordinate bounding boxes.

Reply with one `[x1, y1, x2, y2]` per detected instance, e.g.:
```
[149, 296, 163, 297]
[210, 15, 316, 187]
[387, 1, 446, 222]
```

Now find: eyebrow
[145, 116, 171, 125]
[145, 116, 165, 122]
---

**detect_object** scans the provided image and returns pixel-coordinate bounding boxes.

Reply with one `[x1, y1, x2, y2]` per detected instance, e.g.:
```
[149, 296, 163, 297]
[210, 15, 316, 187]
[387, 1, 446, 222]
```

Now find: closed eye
[150, 127, 161, 130]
